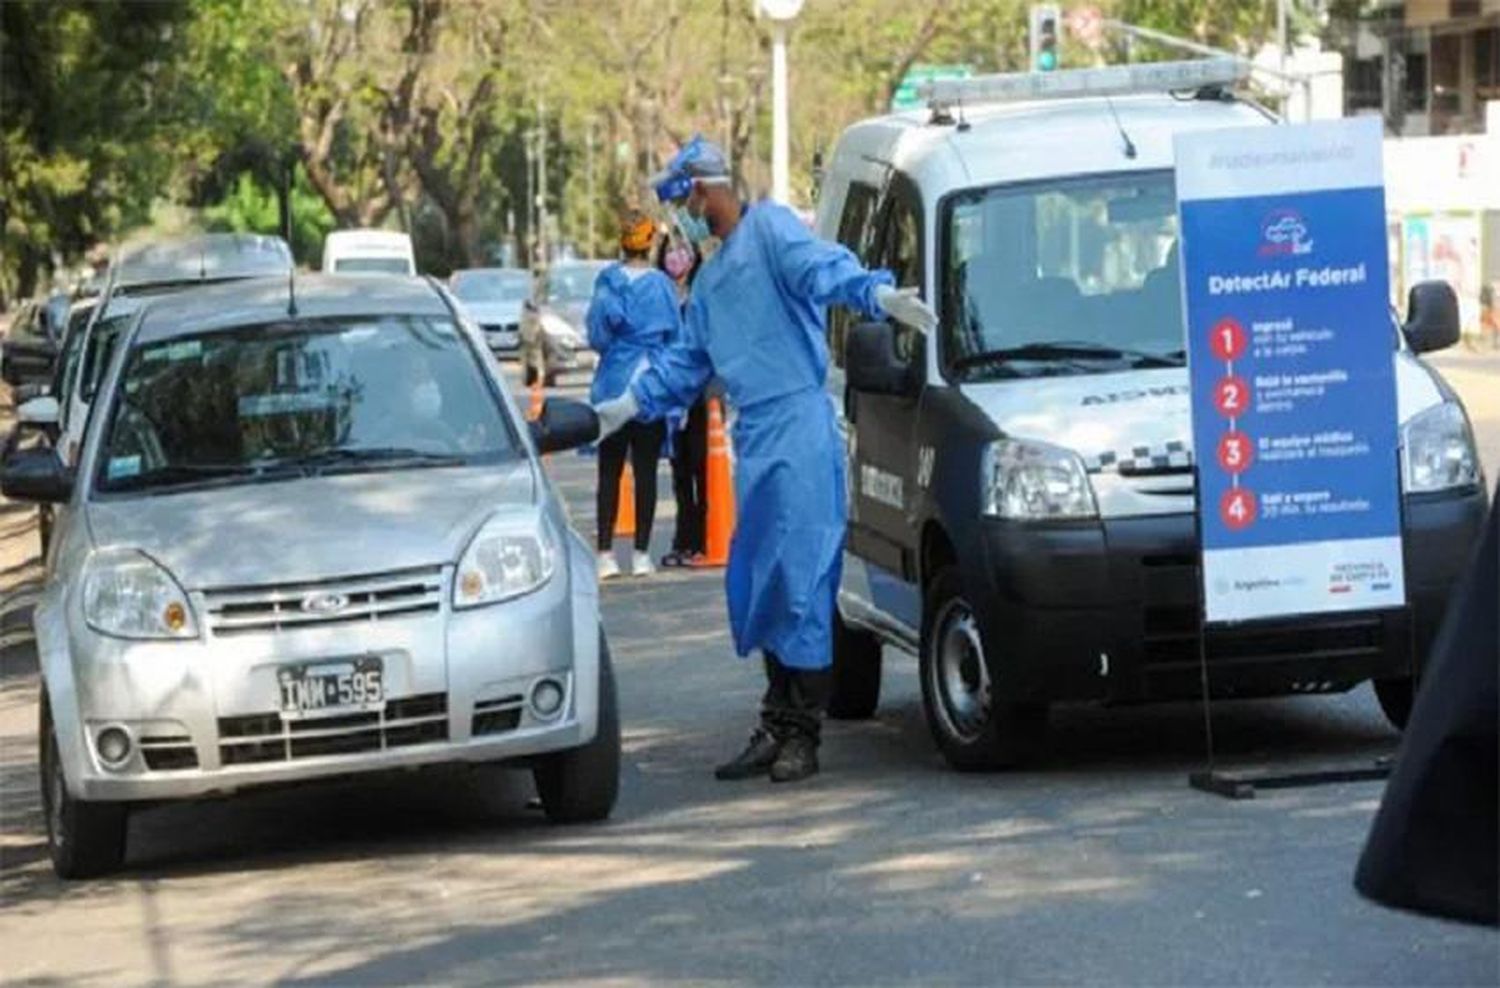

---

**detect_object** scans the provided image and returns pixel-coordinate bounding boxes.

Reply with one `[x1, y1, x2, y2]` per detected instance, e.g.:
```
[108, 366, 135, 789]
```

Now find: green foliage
[201, 169, 336, 268]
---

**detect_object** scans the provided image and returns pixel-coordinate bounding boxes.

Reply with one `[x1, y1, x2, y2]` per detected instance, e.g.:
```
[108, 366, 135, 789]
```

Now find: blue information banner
[1175, 117, 1405, 623]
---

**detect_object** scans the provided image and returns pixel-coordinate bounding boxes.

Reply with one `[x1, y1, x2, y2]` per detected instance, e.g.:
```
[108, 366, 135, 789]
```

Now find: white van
[814, 60, 1487, 770]
[322, 229, 417, 276]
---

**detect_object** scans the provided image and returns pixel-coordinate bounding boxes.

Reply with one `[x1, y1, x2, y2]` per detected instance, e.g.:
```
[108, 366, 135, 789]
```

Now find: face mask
[674, 206, 711, 245]
[411, 380, 442, 419]
[664, 246, 693, 279]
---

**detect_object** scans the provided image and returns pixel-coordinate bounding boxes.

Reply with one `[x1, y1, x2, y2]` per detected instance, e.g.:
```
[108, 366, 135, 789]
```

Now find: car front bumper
[965, 485, 1488, 705]
[41, 562, 600, 803]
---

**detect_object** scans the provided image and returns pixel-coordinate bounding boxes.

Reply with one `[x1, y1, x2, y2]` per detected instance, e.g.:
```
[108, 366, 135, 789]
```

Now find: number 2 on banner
[1214, 376, 1248, 418]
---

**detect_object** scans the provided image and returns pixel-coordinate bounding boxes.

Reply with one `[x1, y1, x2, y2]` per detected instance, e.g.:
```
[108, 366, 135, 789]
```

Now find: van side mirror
[1, 447, 73, 503]
[528, 398, 600, 454]
[1403, 280, 1461, 355]
[846, 321, 917, 397]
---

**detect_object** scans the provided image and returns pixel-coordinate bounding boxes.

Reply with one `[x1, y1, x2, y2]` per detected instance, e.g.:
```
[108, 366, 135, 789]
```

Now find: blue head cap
[651, 135, 730, 204]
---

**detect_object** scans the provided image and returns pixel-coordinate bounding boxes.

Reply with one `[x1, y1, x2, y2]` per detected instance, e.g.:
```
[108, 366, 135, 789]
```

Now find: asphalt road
[1, 356, 1496, 986]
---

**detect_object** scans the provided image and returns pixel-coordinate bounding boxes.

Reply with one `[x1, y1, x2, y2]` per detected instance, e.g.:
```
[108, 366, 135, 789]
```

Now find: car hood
[960, 355, 1443, 463]
[86, 462, 536, 590]
[461, 300, 524, 326]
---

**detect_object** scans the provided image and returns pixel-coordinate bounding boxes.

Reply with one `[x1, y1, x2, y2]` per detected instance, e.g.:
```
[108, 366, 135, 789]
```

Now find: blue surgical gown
[633, 202, 893, 670]
[586, 263, 682, 406]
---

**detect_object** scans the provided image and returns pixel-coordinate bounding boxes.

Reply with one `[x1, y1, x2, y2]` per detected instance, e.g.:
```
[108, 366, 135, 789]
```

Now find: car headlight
[981, 439, 1098, 520]
[1402, 402, 1479, 494]
[454, 511, 557, 608]
[81, 550, 198, 640]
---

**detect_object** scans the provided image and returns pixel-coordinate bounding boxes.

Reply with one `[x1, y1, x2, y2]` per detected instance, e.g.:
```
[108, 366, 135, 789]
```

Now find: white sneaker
[629, 550, 656, 577]
[597, 552, 621, 580]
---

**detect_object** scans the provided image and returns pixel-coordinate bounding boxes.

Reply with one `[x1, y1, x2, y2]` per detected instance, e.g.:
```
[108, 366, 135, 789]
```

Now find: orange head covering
[620, 210, 655, 254]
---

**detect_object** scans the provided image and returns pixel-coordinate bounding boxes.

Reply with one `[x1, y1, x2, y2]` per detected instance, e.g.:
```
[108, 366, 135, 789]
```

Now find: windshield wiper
[288, 446, 469, 475]
[951, 342, 1183, 375]
[110, 461, 303, 495]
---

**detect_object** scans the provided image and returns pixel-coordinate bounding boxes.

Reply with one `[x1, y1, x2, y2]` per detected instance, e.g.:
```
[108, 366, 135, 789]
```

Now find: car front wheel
[919, 566, 1046, 771]
[532, 631, 621, 823]
[39, 694, 127, 879]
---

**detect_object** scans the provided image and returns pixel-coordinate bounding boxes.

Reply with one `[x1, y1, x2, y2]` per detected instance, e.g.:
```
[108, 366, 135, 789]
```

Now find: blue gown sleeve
[585, 281, 618, 354]
[632, 292, 712, 421]
[762, 205, 893, 316]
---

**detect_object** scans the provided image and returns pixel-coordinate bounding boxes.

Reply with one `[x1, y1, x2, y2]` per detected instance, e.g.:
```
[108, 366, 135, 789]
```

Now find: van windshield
[943, 170, 1185, 380]
[334, 257, 413, 275]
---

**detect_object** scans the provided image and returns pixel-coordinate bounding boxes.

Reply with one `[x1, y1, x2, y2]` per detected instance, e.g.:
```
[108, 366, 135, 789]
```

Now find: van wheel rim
[931, 599, 990, 744]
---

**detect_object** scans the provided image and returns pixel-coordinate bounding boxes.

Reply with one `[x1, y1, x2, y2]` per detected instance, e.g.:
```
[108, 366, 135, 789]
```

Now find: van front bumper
[966, 485, 1488, 705]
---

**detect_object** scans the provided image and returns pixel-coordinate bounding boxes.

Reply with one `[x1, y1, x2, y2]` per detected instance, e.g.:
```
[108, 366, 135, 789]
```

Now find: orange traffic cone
[695, 398, 734, 567]
[526, 379, 544, 421]
[614, 463, 636, 539]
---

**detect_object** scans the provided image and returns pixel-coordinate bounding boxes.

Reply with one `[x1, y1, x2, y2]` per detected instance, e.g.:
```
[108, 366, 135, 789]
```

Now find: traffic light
[1029, 4, 1061, 73]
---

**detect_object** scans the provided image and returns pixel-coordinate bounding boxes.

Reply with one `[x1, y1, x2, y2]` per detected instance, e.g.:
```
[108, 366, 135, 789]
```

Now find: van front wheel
[919, 567, 1046, 771]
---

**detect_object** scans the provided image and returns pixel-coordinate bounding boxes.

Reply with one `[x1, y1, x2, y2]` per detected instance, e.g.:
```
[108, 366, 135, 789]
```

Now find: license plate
[488, 330, 518, 348]
[277, 657, 385, 720]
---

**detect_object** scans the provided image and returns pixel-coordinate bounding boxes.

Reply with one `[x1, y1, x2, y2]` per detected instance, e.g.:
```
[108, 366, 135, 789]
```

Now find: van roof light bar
[918, 57, 1249, 111]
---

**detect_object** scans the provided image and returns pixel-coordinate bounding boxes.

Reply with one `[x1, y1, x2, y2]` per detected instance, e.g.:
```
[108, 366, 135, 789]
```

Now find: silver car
[3, 275, 614, 878]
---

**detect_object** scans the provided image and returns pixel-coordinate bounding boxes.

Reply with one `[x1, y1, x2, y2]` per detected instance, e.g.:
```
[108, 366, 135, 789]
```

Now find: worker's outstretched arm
[764, 205, 893, 316]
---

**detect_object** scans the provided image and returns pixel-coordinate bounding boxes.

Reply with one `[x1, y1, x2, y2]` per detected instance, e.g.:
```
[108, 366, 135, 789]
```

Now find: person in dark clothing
[1354, 483, 1498, 926]
[655, 234, 708, 567]
[586, 210, 680, 579]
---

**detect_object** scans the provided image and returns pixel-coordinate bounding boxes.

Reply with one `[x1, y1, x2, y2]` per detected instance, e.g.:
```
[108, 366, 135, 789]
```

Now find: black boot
[714, 727, 783, 780]
[769, 729, 819, 783]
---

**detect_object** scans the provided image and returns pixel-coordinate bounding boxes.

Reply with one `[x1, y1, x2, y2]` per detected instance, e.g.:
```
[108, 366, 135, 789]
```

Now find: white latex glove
[874, 284, 938, 333]
[593, 388, 640, 440]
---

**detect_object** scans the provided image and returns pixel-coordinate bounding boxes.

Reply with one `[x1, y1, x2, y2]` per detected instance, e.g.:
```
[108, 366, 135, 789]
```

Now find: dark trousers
[597, 420, 665, 551]
[669, 399, 708, 554]
[761, 653, 831, 741]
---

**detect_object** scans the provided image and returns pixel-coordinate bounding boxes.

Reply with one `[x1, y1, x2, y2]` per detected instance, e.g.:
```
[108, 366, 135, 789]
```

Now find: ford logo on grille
[300, 591, 350, 615]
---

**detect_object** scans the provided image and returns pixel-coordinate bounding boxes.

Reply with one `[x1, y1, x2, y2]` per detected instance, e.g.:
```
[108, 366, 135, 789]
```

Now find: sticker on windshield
[143, 340, 203, 363]
[107, 455, 142, 480]
[239, 392, 336, 417]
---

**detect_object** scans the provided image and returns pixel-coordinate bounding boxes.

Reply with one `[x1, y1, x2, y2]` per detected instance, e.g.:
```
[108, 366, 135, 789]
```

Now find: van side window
[874, 175, 925, 364]
[829, 181, 880, 369]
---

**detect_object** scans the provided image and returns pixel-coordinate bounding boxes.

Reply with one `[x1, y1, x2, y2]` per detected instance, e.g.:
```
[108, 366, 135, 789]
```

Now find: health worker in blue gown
[592, 137, 937, 783]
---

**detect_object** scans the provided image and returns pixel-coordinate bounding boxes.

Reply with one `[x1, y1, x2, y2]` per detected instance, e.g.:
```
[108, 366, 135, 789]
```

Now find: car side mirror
[1403, 280, 1461, 355]
[16, 395, 60, 428]
[1, 447, 74, 503]
[528, 398, 600, 455]
[846, 321, 917, 397]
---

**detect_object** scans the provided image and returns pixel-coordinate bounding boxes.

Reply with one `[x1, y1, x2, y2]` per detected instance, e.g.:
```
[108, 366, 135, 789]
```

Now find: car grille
[203, 566, 445, 637]
[140, 734, 199, 771]
[472, 694, 525, 737]
[218, 693, 449, 765]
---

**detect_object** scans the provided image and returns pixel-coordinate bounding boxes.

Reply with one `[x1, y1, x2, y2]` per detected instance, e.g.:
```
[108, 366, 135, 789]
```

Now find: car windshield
[453, 271, 530, 303]
[334, 257, 412, 275]
[944, 170, 1185, 380]
[547, 264, 604, 303]
[94, 315, 518, 495]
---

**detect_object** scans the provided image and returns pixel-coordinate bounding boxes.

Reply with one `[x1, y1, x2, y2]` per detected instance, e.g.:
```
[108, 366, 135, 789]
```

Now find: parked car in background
[322, 229, 417, 275]
[2, 299, 59, 388]
[450, 267, 532, 356]
[1, 273, 614, 878]
[539, 260, 608, 380]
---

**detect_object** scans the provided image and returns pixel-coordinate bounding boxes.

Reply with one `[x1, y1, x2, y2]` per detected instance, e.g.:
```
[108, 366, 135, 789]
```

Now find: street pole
[537, 94, 549, 266]
[770, 21, 790, 202]
[1278, 0, 1289, 78]
[586, 117, 596, 258]
[759, 0, 803, 203]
